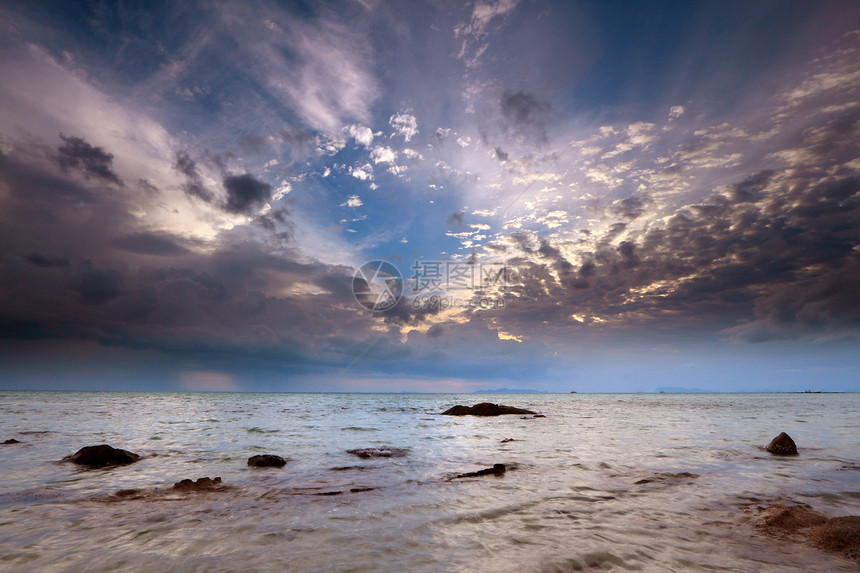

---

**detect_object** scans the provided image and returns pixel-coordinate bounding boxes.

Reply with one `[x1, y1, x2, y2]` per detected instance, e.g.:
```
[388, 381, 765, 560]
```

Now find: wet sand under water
[1, 391, 859, 572]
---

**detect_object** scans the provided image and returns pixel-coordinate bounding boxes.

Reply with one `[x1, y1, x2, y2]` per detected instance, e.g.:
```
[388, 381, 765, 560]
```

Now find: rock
[3, 438, 21, 444]
[111, 488, 146, 500]
[634, 471, 699, 485]
[452, 463, 507, 479]
[532, 414, 546, 418]
[441, 403, 536, 416]
[346, 446, 408, 459]
[349, 487, 376, 493]
[247, 454, 287, 467]
[314, 490, 343, 496]
[173, 477, 223, 492]
[500, 438, 518, 443]
[65, 444, 141, 467]
[766, 432, 798, 455]
[808, 516, 860, 559]
[753, 504, 828, 535]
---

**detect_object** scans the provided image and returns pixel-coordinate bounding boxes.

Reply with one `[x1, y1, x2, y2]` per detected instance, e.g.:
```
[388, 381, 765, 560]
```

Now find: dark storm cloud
[0, 136, 379, 371]
[493, 153, 860, 339]
[112, 232, 191, 256]
[70, 266, 123, 305]
[499, 90, 550, 143]
[56, 135, 123, 185]
[610, 196, 650, 219]
[173, 151, 215, 203]
[500, 90, 550, 125]
[223, 173, 273, 215]
[24, 253, 70, 268]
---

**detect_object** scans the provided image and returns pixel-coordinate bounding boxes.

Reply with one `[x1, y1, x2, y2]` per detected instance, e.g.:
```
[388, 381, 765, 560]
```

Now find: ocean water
[0, 391, 858, 572]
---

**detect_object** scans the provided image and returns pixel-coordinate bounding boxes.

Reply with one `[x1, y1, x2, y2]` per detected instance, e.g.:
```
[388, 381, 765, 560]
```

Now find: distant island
[474, 388, 547, 394]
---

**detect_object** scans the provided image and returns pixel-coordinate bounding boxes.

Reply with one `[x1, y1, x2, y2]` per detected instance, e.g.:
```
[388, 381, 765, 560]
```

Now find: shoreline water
[1, 391, 858, 571]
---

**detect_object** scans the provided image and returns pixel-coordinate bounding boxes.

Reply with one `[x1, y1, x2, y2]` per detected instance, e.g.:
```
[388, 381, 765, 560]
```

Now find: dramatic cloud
[1, 1, 859, 391]
[223, 174, 273, 215]
[174, 151, 214, 203]
[56, 135, 123, 185]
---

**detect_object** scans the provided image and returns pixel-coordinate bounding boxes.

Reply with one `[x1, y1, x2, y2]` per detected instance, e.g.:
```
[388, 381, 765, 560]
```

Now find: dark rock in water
[247, 454, 287, 467]
[111, 488, 145, 500]
[314, 490, 343, 496]
[173, 477, 223, 492]
[329, 465, 369, 471]
[634, 471, 699, 485]
[441, 403, 536, 416]
[808, 516, 860, 559]
[346, 446, 408, 459]
[766, 432, 798, 455]
[500, 438, 518, 443]
[532, 414, 546, 418]
[452, 463, 507, 479]
[3, 438, 21, 444]
[349, 487, 376, 493]
[65, 444, 141, 467]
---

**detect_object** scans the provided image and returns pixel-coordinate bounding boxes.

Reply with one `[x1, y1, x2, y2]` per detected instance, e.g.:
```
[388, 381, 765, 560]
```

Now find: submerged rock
[753, 504, 828, 535]
[441, 403, 536, 416]
[173, 477, 223, 492]
[634, 471, 699, 485]
[766, 432, 798, 455]
[3, 438, 21, 444]
[65, 444, 141, 467]
[111, 488, 146, 500]
[452, 463, 507, 479]
[809, 516, 860, 559]
[750, 504, 860, 559]
[346, 446, 408, 459]
[247, 454, 287, 467]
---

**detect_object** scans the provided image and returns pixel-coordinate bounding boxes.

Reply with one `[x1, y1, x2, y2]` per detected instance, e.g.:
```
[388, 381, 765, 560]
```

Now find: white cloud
[223, 8, 377, 135]
[390, 112, 419, 141]
[456, 136, 472, 148]
[342, 195, 363, 208]
[349, 163, 374, 181]
[344, 124, 374, 146]
[272, 181, 292, 201]
[370, 145, 397, 164]
[668, 105, 686, 120]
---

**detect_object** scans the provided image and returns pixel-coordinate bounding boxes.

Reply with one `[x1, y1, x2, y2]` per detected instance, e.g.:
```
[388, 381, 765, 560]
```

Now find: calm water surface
[0, 392, 858, 572]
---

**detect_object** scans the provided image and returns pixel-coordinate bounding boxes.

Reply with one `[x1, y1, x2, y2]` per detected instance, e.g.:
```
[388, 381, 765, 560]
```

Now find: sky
[1, 0, 859, 393]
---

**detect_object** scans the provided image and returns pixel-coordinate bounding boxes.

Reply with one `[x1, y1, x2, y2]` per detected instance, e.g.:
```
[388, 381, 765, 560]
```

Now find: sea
[0, 391, 858, 572]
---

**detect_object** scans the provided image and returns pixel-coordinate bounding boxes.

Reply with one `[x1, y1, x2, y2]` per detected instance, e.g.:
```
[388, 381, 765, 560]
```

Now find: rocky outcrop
[765, 432, 798, 455]
[808, 516, 860, 559]
[750, 504, 860, 560]
[441, 403, 536, 416]
[173, 477, 223, 492]
[753, 503, 828, 534]
[3, 438, 21, 444]
[65, 444, 140, 467]
[452, 463, 506, 479]
[346, 446, 408, 459]
[247, 454, 287, 467]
